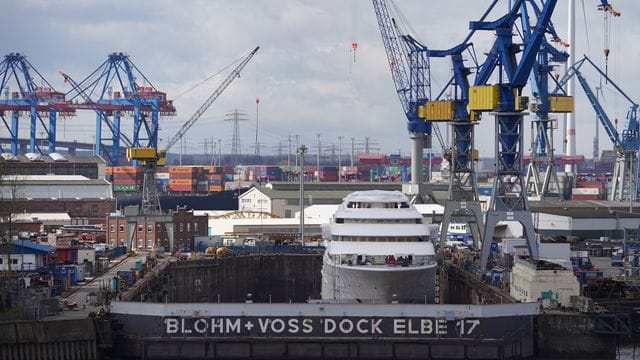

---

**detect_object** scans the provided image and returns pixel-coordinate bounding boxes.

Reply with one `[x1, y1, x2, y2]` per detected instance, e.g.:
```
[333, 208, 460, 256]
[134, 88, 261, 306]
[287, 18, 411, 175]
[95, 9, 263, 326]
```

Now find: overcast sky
[2, 0, 637, 159]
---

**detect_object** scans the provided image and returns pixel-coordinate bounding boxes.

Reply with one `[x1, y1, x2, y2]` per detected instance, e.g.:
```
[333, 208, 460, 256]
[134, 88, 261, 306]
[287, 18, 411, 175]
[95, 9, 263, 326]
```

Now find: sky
[1, 0, 638, 159]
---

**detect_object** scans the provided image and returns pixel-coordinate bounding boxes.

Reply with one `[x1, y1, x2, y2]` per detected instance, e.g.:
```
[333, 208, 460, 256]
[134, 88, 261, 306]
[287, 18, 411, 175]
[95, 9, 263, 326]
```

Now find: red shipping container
[113, 179, 138, 185]
[576, 181, 606, 189]
[570, 194, 600, 201]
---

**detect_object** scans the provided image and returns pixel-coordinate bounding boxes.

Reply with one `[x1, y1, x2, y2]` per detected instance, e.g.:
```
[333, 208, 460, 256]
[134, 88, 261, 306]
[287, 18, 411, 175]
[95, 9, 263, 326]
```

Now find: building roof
[0, 175, 112, 199]
[243, 183, 450, 205]
[12, 213, 71, 224]
[0, 240, 55, 254]
[530, 199, 640, 218]
[265, 181, 450, 192]
[251, 187, 355, 201]
[0, 154, 105, 165]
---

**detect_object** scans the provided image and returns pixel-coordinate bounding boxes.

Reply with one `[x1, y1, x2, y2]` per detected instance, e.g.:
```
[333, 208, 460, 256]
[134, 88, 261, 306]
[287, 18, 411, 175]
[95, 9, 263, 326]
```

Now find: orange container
[105, 167, 114, 174]
[113, 166, 140, 174]
[169, 179, 194, 186]
[208, 185, 223, 192]
[169, 166, 201, 173]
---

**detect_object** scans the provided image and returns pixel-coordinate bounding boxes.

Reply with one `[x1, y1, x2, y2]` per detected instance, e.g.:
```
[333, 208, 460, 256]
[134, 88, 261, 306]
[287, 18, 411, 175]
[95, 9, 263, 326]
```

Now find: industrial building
[510, 257, 580, 308]
[531, 200, 640, 240]
[0, 241, 55, 272]
[105, 206, 207, 251]
[0, 153, 107, 179]
[238, 182, 448, 218]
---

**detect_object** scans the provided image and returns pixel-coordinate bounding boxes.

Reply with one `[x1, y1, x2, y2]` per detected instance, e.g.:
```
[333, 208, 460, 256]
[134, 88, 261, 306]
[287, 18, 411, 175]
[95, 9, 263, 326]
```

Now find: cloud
[0, 0, 638, 160]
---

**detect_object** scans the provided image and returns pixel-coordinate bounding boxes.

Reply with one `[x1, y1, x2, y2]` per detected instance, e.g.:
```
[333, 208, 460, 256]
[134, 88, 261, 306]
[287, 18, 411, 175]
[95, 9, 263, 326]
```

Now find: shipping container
[208, 185, 223, 192]
[113, 184, 138, 192]
[112, 166, 141, 174]
[570, 194, 600, 200]
[169, 166, 201, 173]
[170, 185, 193, 192]
[576, 181, 606, 189]
[169, 179, 194, 186]
[572, 188, 600, 195]
[169, 172, 196, 180]
[320, 172, 338, 182]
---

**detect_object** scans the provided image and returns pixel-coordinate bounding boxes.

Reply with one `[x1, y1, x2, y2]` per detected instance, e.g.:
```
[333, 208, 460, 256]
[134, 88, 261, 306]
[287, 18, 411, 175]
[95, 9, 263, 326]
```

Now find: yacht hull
[321, 255, 436, 304]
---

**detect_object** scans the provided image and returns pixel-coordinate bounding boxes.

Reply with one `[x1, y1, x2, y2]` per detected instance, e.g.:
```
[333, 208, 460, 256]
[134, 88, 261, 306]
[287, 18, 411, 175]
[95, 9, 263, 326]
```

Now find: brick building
[106, 206, 207, 251]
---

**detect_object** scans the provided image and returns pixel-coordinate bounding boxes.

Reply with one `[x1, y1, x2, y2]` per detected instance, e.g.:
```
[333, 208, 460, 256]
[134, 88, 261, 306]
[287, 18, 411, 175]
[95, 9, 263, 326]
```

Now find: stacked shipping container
[111, 166, 142, 192]
[571, 181, 606, 200]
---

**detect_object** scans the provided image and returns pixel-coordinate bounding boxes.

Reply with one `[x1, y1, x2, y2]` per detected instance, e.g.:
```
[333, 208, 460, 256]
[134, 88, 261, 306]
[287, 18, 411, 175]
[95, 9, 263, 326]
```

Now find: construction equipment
[553, 55, 638, 201]
[371, 0, 445, 203]
[522, 1, 569, 200]
[470, 0, 560, 269]
[425, 1, 501, 249]
[127, 46, 260, 214]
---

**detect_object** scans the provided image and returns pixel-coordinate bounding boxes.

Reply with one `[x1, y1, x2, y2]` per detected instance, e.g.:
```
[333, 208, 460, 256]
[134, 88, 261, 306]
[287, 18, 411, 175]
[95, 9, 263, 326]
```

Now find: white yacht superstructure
[321, 190, 437, 303]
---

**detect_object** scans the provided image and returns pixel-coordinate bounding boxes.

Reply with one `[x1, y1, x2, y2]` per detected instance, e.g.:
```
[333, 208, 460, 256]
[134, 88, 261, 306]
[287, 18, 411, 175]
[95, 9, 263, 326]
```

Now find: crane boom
[371, 0, 446, 152]
[164, 46, 259, 152]
[59, 71, 133, 149]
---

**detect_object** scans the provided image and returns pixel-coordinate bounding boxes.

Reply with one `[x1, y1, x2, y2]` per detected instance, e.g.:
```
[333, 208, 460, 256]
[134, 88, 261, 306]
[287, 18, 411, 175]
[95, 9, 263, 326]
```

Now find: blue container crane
[553, 55, 638, 201]
[61, 52, 176, 165]
[0, 53, 76, 155]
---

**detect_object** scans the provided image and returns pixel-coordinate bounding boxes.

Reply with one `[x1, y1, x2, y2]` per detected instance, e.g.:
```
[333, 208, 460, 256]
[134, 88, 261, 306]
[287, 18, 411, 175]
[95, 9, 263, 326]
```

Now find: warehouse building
[237, 182, 448, 218]
[0, 152, 106, 179]
[531, 200, 640, 240]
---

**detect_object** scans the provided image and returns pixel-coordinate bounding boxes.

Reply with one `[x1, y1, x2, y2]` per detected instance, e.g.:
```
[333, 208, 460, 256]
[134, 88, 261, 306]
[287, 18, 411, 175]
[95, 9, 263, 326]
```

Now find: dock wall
[0, 318, 98, 360]
[110, 302, 539, 359]
[537, 313, 617, 359]
[150, 254, 323, 303]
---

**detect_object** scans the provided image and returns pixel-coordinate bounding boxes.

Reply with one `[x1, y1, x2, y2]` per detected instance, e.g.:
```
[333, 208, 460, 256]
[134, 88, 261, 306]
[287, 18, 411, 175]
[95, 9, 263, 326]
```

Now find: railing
[331, 254, 435, 268]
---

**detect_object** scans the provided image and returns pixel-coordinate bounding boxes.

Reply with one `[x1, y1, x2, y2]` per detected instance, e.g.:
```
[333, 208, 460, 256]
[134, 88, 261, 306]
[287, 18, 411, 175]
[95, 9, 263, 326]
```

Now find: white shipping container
[572, 187, 600, 195]
[156, 172, 170, 179]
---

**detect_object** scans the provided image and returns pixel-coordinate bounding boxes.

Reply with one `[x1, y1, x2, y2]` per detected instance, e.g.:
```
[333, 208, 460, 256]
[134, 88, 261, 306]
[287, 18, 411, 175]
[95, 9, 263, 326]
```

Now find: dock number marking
[456, 319, 480, 335]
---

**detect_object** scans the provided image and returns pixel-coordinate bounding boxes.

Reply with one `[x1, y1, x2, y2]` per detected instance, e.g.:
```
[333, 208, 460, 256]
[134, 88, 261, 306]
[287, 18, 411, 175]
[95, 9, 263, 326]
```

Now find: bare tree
[0, 160, 24, 271]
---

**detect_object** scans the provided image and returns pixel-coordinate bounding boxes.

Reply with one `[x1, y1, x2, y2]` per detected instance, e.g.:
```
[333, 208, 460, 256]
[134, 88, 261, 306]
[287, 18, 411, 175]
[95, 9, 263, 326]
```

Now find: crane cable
[173, 51, 249, 101]
[580, 0, 591, 58]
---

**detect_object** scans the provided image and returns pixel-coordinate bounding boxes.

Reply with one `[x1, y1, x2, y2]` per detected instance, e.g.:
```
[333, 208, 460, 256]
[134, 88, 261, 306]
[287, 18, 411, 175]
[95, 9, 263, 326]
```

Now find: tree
[0, 159, 24, 271]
